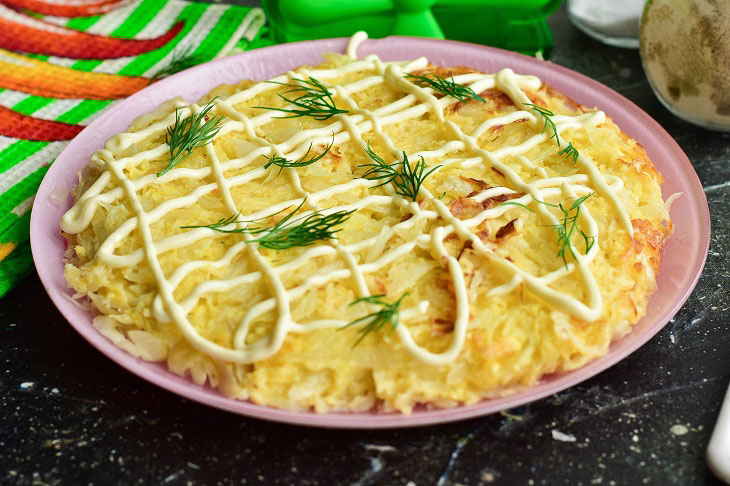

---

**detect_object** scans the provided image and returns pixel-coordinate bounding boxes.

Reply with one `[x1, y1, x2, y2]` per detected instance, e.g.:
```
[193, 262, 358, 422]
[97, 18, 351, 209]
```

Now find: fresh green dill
[341, 293, 409, 347]
[500, 194, 595, 267]
[181, 213, 243, 233]
[359, 143, 440, 202]
[524, 102, 560, 146]
[500, 196, 557, 212]
[405, 73, 486, 103]
[152, 45, 207, 80]
[360, 143, 394, 185]
[254, 76, 348, 120]
[262, 137, 334, 175]
[499, 201, 535, 213]
[158, 99, 224, 176]
[552, 194, 594, 267]
[180, 201, 354, 250]
[558, 141, 580, 165]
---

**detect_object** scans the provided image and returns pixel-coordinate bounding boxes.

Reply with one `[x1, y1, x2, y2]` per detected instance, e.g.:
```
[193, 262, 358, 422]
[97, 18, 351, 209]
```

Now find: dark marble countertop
[2, 5, 729, 486]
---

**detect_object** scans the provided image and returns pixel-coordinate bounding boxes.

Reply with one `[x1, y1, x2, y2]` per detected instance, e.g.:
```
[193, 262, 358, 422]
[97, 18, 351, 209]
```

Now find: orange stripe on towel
[1, 0, 129, 17]
[0, 106, 84, 141]
[0, 12, 184, 59]
[0, 242, 16, 263]
[0, 49, 150, 99]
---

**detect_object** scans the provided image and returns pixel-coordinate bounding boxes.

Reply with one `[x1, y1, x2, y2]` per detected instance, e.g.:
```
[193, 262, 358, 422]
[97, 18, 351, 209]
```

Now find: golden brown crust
[631, 218, 672, 273]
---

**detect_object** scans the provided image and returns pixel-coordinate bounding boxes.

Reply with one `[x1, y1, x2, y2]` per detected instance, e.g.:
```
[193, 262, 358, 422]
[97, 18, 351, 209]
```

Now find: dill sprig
[360, 143, 395, 185]
[405, 73, 486, 103]
[499, 201, 536, 213]
[262, 137, 334, 175]
[180, 201, 354, 250]
[182, 213, 241, 233]
[522, 104, 582, 165]
[152, 45, 207, 80]
[500, 194, 595, 267]
[341, 293, 409, 347]
[359, 143, 440, 202]
[558, 141, 580, 165]
[254, 76, 348, 121]
[524, 102, 560, 146]
[158, 99, 225, 176]
[552, 194, 595, 267]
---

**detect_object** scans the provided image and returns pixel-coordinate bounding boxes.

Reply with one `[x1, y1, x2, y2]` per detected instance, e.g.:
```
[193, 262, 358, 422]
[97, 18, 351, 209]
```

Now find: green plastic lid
[262, 0, 562, 56]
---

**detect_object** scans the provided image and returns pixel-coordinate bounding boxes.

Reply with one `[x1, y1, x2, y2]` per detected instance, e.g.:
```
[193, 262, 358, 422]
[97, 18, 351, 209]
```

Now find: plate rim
[30, 35, 710, 428]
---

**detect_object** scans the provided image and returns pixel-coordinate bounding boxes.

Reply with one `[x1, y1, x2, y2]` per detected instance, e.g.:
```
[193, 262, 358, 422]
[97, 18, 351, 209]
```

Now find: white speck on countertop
[552, 430, 576, 442]
[364, 444, 397, 453]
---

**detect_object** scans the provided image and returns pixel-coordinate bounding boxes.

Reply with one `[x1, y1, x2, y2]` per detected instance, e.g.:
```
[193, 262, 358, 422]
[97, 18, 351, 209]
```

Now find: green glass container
[262, 0, 563, 56]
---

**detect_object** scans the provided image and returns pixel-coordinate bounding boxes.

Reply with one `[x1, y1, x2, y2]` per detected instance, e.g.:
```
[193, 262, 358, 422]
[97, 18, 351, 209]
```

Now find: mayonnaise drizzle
[62, 32, 633, 365]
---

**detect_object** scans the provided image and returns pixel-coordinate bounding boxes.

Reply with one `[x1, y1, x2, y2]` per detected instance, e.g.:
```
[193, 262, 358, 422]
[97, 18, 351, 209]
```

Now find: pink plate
[30, 36, 710, 428]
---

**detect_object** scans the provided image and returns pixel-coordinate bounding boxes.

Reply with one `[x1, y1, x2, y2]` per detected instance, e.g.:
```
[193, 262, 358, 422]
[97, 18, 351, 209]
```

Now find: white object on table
[708, 382, 730, 484]
[567, 0, 645, 48]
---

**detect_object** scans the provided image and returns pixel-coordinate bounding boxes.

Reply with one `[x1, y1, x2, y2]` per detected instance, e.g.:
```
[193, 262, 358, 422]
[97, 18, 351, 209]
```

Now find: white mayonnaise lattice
[61, 33, 632, 365]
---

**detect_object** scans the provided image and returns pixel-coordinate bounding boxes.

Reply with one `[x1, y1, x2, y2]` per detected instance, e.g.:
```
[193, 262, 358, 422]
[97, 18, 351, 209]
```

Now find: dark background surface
[2, 4, 728, 486]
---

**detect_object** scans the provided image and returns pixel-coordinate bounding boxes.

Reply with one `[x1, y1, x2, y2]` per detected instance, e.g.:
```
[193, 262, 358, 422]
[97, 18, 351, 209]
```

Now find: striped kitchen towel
[0, 0, 267, 297]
